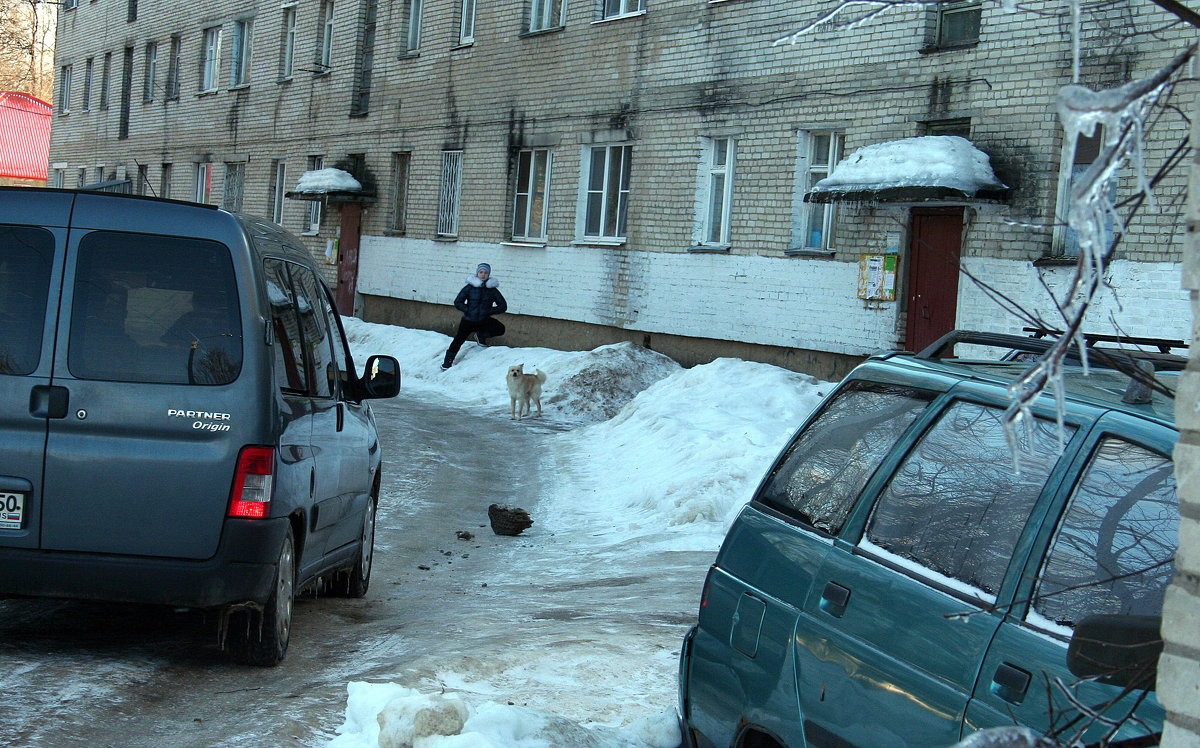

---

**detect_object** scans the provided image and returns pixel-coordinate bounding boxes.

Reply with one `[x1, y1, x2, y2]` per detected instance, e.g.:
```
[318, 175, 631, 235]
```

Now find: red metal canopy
[0, 92, 51, 181]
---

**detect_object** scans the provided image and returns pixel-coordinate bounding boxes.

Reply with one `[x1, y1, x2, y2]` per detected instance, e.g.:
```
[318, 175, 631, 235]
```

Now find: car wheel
[338, 496, 376, 598]
[226, 527, 295, 666]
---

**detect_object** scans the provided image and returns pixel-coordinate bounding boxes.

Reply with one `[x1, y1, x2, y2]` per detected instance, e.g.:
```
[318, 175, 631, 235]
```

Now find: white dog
[506, 364, 547, 420]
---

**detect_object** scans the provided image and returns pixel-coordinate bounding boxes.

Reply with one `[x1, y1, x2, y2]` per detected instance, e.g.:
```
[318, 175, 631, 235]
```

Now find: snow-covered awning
[285, 168, 374, 203]
[805, 135, 1009, 204]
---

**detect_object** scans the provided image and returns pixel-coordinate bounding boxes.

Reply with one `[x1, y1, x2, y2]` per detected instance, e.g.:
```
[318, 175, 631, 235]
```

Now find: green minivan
[677, 331, 1179, 748]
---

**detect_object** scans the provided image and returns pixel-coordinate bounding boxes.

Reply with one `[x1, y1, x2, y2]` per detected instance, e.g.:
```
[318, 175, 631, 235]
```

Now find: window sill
[433, 235, 458, 242]
[383, 229, 407, 237]
[520, 26, 565, 39]
[277, 76, 294, 85]
[918, 40, 979, 54]
[1033, 256, 1078, 267]
[349, 110, 369, 119]
[197, 89, 219, 97]
[228, 83, 250, 91]
[398, 51, 420, 60]
[452, 42, 474, 51]
[300, 231, 321, 237]
[572, 238, 625, 247]
[502, 240, 547, 248]
[592, 9, 646, 24]
[311, 69, 331, 78]
[688, 244, 729, 254]
[785, 248, 836, 258]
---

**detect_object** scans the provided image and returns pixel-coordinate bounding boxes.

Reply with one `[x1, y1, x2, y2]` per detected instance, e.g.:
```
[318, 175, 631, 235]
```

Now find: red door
[335, 203, 362, 315]
[905, 207, 964, 354]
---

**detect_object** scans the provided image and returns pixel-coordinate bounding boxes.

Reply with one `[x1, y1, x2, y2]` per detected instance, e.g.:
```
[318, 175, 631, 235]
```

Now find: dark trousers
[444, 317, 505, 366]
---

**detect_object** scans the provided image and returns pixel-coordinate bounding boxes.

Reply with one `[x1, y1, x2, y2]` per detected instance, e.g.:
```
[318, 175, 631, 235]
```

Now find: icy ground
[335, 319, 831, 748]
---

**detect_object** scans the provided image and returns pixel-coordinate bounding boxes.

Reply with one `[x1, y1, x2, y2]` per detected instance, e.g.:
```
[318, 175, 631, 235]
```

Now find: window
[290, 268, 335, 398]
[118, 47, 133, 139]
[351, 0, 377, 114]
[271, 160, 287, 224]
[201, 27, 222, 91]
[143, 42, 157, 102]
[64, 0, 78, 9]
[697, 137, 735, 247]
[126, 0, 137, 22]
[459, 0, 476, 44]
[528, 0, 563, 32]
[195, 162, 213, 203]
[160, 163, 173, 199]
[263, 259, 308, 393]
[136, 164, 148, 195]
[866, 401, 1072, 598]
[405, 0, 423, 53]
[1059, 128, 1115, 258]
[758, 382, 935, 535]
[82, 58, 94, 111]
[306, 156, 324, 233]
[793, 131, 843, 251]
[934, 1, 980, 47]
[59, 65, 73, 114]
[437, 150, 464, 237]
[0, 226, 54, 375]
[318, 0, 334, 71]
[601, 0, 643, 19]
[165, 36, 181, 99]
[230, 19, 253, 87]
[924, 118, 971, 138]
[222, 162, 245, 211]
[280, 6, 297, 79]
[389, 152, 410, 233]
[512, 148, 550, 240]
[51, 168, 65, 188]
[1031, 439, 1177, 631]
[67, 231, 242, 385]
[78, 167, 88, 187]
[100, 53, 112, 110]
[581, 144, 631, 241]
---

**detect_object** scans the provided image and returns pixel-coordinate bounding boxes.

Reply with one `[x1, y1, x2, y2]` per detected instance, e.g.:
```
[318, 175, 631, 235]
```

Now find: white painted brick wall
[358, 236, 897, 355]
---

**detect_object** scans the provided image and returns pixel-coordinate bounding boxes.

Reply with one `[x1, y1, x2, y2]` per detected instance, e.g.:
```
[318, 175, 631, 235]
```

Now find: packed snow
[295, 168, 364, 193]
[809, 135, 1007, 196]
[334, 318, 832, 748]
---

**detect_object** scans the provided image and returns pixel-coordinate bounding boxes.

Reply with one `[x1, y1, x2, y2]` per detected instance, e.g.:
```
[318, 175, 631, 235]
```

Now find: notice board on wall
[857, 254, 897, 301]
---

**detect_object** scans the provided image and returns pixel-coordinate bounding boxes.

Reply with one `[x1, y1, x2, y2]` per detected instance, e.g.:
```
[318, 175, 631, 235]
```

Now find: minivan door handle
[30, 385, 69, 419]
[820, 581, 851, 618]
[991, 662, 1032, 704]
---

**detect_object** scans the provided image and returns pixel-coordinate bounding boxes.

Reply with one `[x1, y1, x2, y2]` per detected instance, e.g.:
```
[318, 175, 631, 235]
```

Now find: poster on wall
[857, 254, 897, 301]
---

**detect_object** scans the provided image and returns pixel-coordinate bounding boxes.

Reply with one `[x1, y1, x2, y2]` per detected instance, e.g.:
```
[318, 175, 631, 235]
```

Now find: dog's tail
[535, 369, 547, 384]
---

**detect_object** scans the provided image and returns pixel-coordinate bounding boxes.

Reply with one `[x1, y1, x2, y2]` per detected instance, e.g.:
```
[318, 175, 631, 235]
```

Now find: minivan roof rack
[916, 329, 1187, 374]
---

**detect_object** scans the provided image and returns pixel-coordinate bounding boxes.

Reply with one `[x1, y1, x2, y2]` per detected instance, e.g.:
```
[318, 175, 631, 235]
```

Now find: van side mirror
[1067, 614, 1161, 690]
[360, 355, 400, 399]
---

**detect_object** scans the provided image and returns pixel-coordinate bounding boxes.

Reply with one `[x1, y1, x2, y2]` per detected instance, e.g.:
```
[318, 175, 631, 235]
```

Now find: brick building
[48, 0, 1195, 379]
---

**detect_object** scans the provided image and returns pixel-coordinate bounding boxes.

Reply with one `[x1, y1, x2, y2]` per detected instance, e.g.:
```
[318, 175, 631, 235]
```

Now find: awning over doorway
[285, 168, 374, 203]
[805, 135, 1008, 203]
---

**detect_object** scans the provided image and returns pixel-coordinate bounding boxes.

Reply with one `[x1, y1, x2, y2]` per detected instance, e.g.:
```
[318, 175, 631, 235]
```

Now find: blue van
[0, 187, 400, 665]
[678, 331, 1179, 747]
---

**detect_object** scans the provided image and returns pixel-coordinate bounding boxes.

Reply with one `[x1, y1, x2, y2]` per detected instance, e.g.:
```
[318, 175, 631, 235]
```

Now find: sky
[332, 318, 832, 748]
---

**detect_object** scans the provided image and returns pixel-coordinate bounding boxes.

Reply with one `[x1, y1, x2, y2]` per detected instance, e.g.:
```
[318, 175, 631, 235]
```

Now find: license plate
[0, 492, 24, 530]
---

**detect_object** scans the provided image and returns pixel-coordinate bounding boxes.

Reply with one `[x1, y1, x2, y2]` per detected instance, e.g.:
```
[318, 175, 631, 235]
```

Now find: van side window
[69, 231, 242, 385]
[1031, 438, 1177, 630]
[263, 259, 308, 394]
[866, 401, 1073, 597]
[315, 284, 351, 397]
[758, 381, 934, 534]
[289, 268, 334, 399]
[0, 226, 55, 375]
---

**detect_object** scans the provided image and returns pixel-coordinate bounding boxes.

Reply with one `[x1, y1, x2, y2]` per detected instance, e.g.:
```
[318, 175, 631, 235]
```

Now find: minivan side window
[263, 258, 308, 394]
[69, 231, 242, 385]
[757, 381, 935, 535]
[865, 401, 1073, 598]
[315, 282, 351, 397]
[290, 267, 335, 399]
[1030, 438, 1177, 630]
[0, 226, 55, 375]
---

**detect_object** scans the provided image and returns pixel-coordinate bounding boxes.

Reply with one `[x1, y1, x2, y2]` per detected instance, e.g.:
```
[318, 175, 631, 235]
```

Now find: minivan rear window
[67, 231, 242, 385]
[0, 225, 55, 375]
[757, 381, 935, 534]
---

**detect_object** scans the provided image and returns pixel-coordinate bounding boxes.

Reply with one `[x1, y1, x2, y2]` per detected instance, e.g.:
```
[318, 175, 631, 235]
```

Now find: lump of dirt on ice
[488, 503, 533, 536]
[377, 693, 469, 748]
[455, 530, 474, 541]
[545, 342, 680, 423]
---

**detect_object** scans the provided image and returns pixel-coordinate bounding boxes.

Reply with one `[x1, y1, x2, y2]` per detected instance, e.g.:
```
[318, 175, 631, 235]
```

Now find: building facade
[48, 0, 1195, 379]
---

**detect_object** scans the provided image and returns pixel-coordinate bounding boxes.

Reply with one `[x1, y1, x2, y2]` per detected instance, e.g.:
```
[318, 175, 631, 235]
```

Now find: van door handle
[992, 663, 1031, 704]
[820, 581, 851, 618]
[337, 402, 344, 432]
[30, 385, 69, 419]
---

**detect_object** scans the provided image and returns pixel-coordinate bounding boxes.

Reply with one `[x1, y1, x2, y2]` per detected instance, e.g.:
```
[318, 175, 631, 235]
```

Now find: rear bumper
[0, 518, 287, 609]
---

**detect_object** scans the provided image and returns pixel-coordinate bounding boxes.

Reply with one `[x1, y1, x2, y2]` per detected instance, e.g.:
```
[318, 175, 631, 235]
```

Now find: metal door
[905, 207, 964, 353]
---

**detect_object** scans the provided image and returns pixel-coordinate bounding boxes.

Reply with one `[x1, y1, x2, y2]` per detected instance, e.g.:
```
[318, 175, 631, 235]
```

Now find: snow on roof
[293, 168, 362, 194]
[811, 135, 1007, 197]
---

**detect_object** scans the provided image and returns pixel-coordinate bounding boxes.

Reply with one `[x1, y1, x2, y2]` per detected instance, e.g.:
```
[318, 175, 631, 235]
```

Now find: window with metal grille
[222, 163, 245, 211]
[82, 58, 93, 110]
[351, 0, 376, 113]
[437, 150, 464, 237]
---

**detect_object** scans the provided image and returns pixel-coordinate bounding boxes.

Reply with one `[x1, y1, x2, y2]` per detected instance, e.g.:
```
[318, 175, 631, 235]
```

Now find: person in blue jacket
[442, 263, 507, 370]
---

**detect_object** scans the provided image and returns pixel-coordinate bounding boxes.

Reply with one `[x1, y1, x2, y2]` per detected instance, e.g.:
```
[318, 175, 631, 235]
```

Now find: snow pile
[811, 135, 1007, 195]
[295, 168, 363, 193]
[330, 683, 679, 748]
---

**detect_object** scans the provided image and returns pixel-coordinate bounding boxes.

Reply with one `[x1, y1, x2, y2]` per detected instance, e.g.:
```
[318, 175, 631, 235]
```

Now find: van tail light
[699, 566, 715, 609]
[229, 446, 274, 518]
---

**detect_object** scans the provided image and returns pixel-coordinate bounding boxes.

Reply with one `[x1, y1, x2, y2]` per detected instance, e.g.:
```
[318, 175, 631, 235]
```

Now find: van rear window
[757, 381, 935, 534]
[67, 231, 242, 385]
[0, 225, 55, 375]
